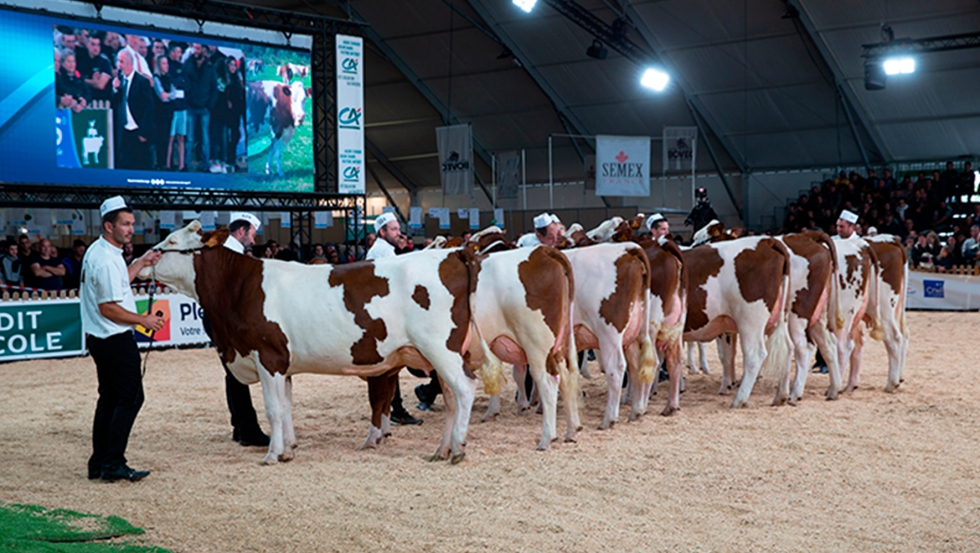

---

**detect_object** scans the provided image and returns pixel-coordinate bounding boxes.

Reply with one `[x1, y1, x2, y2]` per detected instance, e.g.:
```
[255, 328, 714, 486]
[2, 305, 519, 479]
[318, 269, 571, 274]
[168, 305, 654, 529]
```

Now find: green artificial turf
[0, 504, 171, 552]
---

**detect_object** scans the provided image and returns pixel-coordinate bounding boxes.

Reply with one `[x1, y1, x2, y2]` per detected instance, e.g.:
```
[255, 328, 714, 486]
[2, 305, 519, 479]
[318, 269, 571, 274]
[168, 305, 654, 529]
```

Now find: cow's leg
[625, 340, 651, 420]
[698, 341, 711, 374]
[266, 139, 280, 175]
[685, 342, 698, 374]
[482, 393, 502, 422]
[598, 342, 627, 430]
[731, 332, 766, 408]
[429, 362, 477, 464]
[256, 365, 288, 465]
[883, 326, 904, 393]
[786, 315, 810, 405]
[844, 331, 865, 393]
[717, 334, 737, 395]
[527, 356, 560, 449]
[361, 373, 395, 450]
[555, 354, 582, 443]
[660, 337, 684, 416]
[809, 323, 841, 400]
[512, 364, 532, 415]
[282, 376, 297, 450]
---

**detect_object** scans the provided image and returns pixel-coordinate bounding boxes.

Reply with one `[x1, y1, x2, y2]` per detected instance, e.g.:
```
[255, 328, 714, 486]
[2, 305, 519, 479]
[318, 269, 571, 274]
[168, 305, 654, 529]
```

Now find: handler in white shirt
[81, 196, 164, 483]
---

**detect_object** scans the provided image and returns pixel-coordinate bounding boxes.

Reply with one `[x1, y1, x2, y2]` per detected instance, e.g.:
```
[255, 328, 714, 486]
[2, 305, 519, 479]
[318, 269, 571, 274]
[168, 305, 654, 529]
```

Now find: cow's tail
[540, 247, 581, 405]
[760, 239, 793, 384]
[811, 231, 843, 333]
[627, 245, 657, 385]
[460, 248, 507, 396]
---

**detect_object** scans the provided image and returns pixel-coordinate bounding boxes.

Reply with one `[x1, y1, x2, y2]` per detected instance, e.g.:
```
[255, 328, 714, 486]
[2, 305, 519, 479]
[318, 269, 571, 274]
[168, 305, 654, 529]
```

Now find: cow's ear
[203, 228, 230, 249]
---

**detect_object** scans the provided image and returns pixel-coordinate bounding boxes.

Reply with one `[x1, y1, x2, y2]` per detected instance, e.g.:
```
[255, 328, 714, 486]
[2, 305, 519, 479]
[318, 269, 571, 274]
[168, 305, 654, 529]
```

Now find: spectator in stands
[78, 32, 114, 103]
[166, 43, 187, 171]
[148, 39, 166, 73]
[0, 240, 23, 288]
[962, 224, 980, 266]
[122, 242, 136, 266]
[262, 241, 277, 259]
[56, 51, 91, 112]
[26, 239, 66, 291]
[945, 234, 964, 266]
[685, 187, 719, 231]
[61, 239, 87, 290]
[151, 55, 175, 170]
[326, 246, 341, 264]
[214, 57, 245, 172]
[934, 246, 955, 272]
[17, 235, 32, 266]
[183, 43, 218, 172]
[111, 50, 155, 171]
[122, 34, 152, 80]
[310, 244, 326, 261]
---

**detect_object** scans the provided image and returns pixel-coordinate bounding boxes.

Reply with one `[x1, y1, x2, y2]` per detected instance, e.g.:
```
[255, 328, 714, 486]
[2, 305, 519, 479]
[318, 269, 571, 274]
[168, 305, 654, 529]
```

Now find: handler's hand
[142, 314, 166, 332]
[140, 250, 163, 266]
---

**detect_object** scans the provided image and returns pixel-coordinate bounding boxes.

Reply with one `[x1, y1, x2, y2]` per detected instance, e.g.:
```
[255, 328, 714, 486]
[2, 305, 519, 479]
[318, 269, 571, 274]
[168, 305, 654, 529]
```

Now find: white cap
[533, 212, 552, 229]
[866, 226, 878, 236]
[230, 212, 261, 231]
[99, 195, 127, 217]
[549, 213, 562, 225]
[645, 213, 665, 231]
[374, 212, 397, 233]
[839, 209, 859, 224]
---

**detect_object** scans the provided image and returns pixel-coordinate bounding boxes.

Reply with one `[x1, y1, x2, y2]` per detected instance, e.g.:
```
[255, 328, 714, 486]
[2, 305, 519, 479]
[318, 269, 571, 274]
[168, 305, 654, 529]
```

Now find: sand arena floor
[1, 310, 979, 552]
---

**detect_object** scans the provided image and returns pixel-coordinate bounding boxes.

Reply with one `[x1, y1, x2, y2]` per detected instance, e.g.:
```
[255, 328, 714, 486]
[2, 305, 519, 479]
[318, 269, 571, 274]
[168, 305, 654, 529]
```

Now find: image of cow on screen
[54, 25, 246, 174]
[243, 44, 312, 185]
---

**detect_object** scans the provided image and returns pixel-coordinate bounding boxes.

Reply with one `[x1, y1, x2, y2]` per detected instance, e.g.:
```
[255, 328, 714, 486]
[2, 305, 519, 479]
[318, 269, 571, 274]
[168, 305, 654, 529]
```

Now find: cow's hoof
[772, 397, 788, 407]
[661, 405, 679, 417]
[261, 453, 279, 465]
[598, 421, 613, 430]
[357, 440, 377, 451]
[279, 450, 294, 462]
[450, 452, 466, 465]
[788, 398, 799, 407]
[536, 441, 552, 451]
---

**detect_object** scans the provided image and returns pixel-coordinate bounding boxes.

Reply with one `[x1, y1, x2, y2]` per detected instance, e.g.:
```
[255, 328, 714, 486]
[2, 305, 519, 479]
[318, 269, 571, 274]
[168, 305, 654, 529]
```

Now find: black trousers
[88, 331, 144, 474]
[202, 314, 263, 437]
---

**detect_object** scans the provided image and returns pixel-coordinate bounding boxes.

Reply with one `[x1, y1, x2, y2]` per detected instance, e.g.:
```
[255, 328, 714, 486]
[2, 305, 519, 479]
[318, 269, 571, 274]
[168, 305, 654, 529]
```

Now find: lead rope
[141, 267, 157, 377]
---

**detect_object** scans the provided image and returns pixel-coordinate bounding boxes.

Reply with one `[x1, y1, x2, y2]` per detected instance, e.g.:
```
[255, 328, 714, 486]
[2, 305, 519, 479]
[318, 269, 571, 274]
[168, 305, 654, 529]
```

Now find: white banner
[280, 212, 291, 229]
[199, 211, 215, 231]
[493, 208, 504, 227]
[496, 150, 520, 200]
[134, 292, 210, 348]
[314, 211, 332, 229]
[54, 209, 72, 226]
[663, 126, 698, 173]
[596, 135, 651, 197]
[436, 124, 473, 196]
[469, 208, 480, 230]
[409, 207, 422, 229]
[159, 211, 175, 230]
[337, 34, 365, 195]
[907, 271, 980, 310]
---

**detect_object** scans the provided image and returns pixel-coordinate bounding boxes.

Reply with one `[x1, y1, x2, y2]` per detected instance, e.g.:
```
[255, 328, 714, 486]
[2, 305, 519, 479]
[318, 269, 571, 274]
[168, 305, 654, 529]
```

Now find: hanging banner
[493, 208, 504, 227]
[409, 207, 422, 229]
[436, 124, 473, 196]
[496, 150, 520, 200]
[199, 211, 215, 231]
[159, 211, 175, 230]
[314, 211, 332, 229]
[596, 135, 650, 197]
[663, 126, 698, 173]
[337, 34, 365, 195]
[469, 208, 480, 230]
[457, 209, 469, 219]
[280, 212, 291, 229]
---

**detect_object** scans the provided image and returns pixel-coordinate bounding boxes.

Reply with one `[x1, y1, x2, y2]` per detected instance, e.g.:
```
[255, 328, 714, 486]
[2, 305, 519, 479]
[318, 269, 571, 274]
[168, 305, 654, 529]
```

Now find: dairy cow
[140, 222, 505, 464]
[246, 80, 311, 177]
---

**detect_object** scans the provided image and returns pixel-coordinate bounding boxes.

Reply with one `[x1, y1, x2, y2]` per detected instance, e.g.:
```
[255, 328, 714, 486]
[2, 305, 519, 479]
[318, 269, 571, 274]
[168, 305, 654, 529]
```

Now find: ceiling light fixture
[640, 68, 669, 92]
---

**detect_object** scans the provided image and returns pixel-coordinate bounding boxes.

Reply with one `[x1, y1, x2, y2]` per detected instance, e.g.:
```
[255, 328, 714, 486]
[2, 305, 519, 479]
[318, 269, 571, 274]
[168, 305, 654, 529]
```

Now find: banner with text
[907, 271, 980, 311]
[0, 300, 83, 362]
[436, 124, 473, 196]
[337, 35, 365, 195]
[133, 293, 210, 348]
[596, 135, 650, 197]
[662, 126, 698, 173]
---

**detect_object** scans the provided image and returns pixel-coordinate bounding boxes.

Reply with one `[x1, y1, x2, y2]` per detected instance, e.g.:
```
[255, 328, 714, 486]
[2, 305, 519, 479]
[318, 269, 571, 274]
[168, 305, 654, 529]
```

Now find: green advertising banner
[0, 300, 84, 362]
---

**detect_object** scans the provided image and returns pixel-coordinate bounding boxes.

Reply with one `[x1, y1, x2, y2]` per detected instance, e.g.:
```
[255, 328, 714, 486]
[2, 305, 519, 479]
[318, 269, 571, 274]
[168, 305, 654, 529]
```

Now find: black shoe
[101, 465, 150, 482]
[390, 411, 423, 426]
[238, 431, 270, 447]
[414, 384, 437, 405]
[88, 469, 101, 480]
[416, 401, 433, 412]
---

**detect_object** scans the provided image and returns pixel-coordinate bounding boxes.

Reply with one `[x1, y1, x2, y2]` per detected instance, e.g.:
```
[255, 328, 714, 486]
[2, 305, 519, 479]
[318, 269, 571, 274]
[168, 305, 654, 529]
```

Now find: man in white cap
[517, 212, 560, 248]
[836, 209, 859, 239]
[201, 212, 269, 447]
[81, 196, 165, 482]
[646, 213, 670, 240]
[365, 212, 422, 426]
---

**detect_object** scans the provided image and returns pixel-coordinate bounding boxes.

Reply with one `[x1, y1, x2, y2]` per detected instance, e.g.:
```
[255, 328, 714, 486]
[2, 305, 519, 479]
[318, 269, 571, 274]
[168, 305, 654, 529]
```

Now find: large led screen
[0, 8, 314, 192]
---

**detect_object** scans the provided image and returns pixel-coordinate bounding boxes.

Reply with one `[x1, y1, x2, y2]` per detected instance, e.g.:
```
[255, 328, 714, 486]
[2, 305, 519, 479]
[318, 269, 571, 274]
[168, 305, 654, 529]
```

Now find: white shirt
[121, 69, 138, 131]
[223, 235, 245, 254]
[366, 238, 396, 260]
[122, 45, 152, 81]
[80, 236, 137, 338]
[516, 232, 542, 248]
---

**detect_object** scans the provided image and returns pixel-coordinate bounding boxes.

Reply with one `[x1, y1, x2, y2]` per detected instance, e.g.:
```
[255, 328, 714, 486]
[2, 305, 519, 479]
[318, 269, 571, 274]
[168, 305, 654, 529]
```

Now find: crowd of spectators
[782, 162, 980, 271]
[53, 25, 245, 173]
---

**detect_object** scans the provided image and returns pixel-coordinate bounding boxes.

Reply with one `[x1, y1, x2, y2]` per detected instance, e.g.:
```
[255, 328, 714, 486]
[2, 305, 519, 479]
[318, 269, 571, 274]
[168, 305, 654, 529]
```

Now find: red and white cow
[141, 222, 505, 464]
[246, 80, 311, 177]
[831, 235, 876, 394]
[682, 237, 793, 407]
[276, 63, 310, 82]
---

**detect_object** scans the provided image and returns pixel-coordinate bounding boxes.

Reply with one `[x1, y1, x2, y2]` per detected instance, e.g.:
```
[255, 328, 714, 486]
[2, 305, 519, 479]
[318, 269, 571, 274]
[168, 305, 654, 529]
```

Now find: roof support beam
[620, 4, 748, 174]
[366, 163, 408, 225]
[786, 0, 892, 163]
[366, 138, 420, 204]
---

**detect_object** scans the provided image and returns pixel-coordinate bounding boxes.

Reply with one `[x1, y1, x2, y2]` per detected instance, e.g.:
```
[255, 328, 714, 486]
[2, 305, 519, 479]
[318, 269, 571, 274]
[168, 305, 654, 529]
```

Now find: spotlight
[513, 0, 537, 13]
[586, 39, 608, 60]
[883, 57, 915, 75]
[640, 68, 669, 92]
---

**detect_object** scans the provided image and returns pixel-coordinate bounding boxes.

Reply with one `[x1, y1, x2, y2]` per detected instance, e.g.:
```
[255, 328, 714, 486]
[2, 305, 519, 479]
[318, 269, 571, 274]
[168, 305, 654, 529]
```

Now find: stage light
[513, 0, 537, 13]
[586, 39, 608, 60]
[883, 57, 915, 75]
[640, 68, 669, 91]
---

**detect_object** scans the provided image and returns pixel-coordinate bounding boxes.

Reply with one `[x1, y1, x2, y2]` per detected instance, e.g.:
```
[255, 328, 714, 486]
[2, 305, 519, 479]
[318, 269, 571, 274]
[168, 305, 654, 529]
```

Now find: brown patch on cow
[682, 246, 725, 331]
[783, 233, 832, 319]
[444, 237, 464, 248]
[870, 238, 907, 295]
[639, 238, 683, 317]
[734, 238, 788, 312]
[328, 262, 390, 365]
[611, 221, 634, 242]
[412, 285, 431, 310]
[569, 229, 594, 248]
[843, 253, 866, 292]
[474, 232, 511, 254]
[598, 249, 648, 332]
[518, 246, 573, 376]
[271, 85, 293, 138]
[202, 228, 231, 249]
[439, 249, 479, 376]
[193, 246, 291, 375]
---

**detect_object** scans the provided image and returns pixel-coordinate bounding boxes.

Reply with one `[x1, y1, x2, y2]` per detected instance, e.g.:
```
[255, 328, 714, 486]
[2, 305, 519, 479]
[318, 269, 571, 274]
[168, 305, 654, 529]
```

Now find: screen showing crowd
[0, 8, 313, 192]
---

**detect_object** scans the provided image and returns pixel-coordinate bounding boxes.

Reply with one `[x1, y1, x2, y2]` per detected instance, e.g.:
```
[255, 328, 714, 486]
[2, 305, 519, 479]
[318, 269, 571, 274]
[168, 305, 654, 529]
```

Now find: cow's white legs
[786, 315, 810, 404]
[843, 331, 864, 393]
[282, 376, 297, 450]
[883, 325, 904, 393]
[808, 322, 841, 400]
[731, 333, 766, 408]
[482, 394, 501, 422]
[685, 341, 710, 375]
[512, 365, 533, 414]
[717, 333, 738, 395]
[598, 344, 626, 430]
[659, 337, 684, 416]
[430, 361, 477, 464]
[256, 362, 292, 465]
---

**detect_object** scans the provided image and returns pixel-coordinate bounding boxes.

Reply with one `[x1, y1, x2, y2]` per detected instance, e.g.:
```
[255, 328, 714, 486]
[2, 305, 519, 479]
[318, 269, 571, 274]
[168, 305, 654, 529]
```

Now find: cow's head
[283, 82, 311, 127]
[138, 220, 221, 301]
